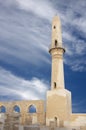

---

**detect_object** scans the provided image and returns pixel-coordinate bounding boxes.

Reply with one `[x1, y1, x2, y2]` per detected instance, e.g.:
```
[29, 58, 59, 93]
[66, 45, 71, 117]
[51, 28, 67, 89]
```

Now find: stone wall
[46, 89, 71, 127]
[0, 100, 45, 125]
[71, 114, 86, 128]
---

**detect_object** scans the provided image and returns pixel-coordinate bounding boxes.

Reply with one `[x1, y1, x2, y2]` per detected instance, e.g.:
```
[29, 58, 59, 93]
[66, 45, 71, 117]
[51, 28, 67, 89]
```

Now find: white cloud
[71, 63, 86, 72]
[64, 57, 86, 72]
[0, 0, 86, 72]
[0, 67, 49, 100]
[16, 0, 56, 21]
[75, 40, 86, 55]
[0, 4, 51, 66]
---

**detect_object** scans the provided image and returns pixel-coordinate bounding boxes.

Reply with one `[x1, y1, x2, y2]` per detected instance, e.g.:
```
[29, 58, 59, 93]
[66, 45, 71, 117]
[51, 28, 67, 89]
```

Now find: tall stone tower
[46, 16, 72, 127]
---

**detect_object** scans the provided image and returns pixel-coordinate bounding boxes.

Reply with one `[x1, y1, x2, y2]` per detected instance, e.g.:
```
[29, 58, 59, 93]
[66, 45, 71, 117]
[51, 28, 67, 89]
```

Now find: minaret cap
[52, 15, 60, 22]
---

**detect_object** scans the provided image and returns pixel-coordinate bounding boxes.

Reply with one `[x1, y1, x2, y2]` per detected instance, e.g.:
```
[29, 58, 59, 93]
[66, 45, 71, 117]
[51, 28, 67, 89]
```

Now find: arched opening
[54, 82, 56, 89]
[0, 106, 6, 113]
[54, 117, 57, 127]
[28, 105, 36, 113]
[55, 40, 58, 47]
[13, 105, 20, 113]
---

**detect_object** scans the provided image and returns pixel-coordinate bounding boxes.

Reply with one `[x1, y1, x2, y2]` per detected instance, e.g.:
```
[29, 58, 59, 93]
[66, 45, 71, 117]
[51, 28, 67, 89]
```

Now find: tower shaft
[49, 16, 65, 90]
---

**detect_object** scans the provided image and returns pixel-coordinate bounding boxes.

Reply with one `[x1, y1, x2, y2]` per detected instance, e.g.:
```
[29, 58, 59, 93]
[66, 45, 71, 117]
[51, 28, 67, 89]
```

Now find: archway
[0, 106, 6, 113]
[13, 105, 20, 113]
[28, 105, 36, 113]
[54, 117, 59, 127]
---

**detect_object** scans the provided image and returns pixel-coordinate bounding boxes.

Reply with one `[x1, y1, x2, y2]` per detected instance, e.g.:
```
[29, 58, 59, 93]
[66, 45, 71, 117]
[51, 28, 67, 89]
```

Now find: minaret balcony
[49, 44, 65, 54]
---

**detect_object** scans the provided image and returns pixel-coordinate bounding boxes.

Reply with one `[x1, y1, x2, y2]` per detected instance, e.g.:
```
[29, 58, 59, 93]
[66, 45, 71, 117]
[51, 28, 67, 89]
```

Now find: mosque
[0, 16, 86, 130]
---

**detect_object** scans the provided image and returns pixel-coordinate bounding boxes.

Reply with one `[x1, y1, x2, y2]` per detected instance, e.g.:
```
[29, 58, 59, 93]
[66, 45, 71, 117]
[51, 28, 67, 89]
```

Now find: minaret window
[54, 82, 56, 89]
[55, 40, 58, 47]
[53, 26, 56, 29]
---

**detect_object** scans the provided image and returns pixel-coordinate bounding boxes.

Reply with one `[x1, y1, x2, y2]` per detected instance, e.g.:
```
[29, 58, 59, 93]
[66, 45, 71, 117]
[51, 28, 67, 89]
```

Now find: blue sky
[0, 0, 86, 113]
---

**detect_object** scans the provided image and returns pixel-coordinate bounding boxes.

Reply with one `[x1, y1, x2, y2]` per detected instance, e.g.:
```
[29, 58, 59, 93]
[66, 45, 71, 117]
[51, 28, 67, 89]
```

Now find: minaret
[49, 16, 65, 90]
[46, 16, 72, 127]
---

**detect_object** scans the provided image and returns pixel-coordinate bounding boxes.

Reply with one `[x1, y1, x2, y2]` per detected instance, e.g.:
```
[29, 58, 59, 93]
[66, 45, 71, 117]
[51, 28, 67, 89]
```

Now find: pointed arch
[28, 105, 36, 113]
[13, 105, 20, 113]
[54, 117, 59, 127]
[54, 117, 57, 127]
[0, 106, 6, 113]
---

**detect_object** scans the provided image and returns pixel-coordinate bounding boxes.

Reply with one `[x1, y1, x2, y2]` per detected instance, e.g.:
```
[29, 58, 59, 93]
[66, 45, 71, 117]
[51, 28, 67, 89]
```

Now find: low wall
[71, 114, 86, 127]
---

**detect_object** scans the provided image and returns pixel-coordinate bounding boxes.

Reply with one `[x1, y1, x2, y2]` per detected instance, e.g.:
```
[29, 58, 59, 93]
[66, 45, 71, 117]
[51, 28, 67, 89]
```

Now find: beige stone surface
[51, 16, 62, 48]
[46, 89, 71, 127]
[49, 16, 65, 90]
[50, 48, 65, 90]
[0, 100, 45, 125]
[71, 114, 86, 127]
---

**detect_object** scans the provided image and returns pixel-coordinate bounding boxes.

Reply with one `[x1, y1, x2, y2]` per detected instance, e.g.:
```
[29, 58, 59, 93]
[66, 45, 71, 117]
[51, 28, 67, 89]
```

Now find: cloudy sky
[0, 0, 86, 113]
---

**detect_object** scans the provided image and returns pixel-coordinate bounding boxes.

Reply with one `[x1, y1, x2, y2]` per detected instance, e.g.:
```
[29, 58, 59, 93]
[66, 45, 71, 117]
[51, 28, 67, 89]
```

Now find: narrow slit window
[53, 26, 56, 29]
[55, 40, 58, 47]
[54, 82, 56, 89]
